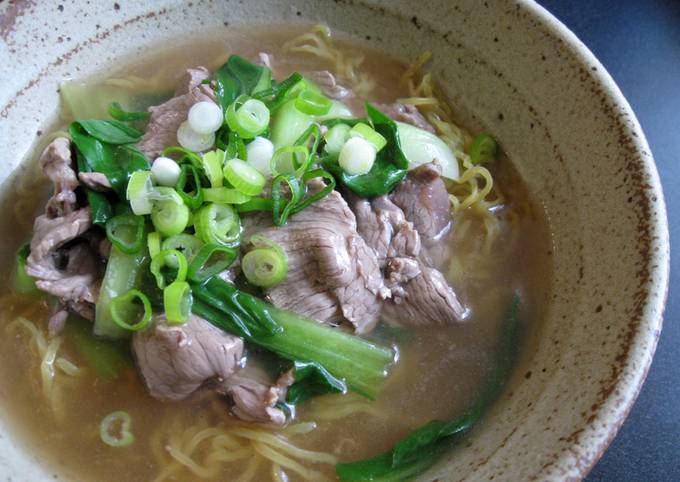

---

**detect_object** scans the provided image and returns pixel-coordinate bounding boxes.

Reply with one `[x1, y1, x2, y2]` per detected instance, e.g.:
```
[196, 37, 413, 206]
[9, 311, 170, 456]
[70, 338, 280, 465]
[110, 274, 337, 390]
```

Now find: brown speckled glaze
[0, 1, 669, 481]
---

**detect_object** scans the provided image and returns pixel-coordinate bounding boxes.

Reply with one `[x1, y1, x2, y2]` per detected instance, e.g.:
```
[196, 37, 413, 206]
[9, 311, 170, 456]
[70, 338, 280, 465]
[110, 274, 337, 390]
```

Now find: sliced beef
[347, 187, 464, 326]
[242, 182, 386, 334]
[133, 314, 243, 401]
[39, 137, 79, 217]
[382, 260, 464, 325]
[374, 102, 436, 133]
[26, 208, 102, 319]
[133, 315, 290, 425]
[390, 162, 451, 246]
[138, 67, 216, 160]
[218, 365, 293, 426]
[309, 70, 352, 100]
[78, 172, 111, 191]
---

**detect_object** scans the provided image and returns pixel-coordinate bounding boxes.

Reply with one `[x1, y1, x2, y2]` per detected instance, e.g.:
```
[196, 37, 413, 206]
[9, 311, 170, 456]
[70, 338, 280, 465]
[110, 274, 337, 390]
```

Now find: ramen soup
[0, 25, 552, 482]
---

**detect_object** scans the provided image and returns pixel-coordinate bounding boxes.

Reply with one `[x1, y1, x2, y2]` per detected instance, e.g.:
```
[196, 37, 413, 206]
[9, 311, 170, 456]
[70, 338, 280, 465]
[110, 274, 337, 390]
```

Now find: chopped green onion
[193, 203, 241, 247]
[161, 146, 203, 168]
[242, 236, 288, 288]
[100, 411, 135, 447]
[147, 232, 161, 258]
[469, 133, 498, 165]
[164, 281, 192, 324]
[201, 149, 225, 187]
[126, 170, 154, 216]
[271, 174, 303, 226]
[295, 88, 332, 116]
[270, 145, 309, 177]
[253, 72, 305, 113]
[350, 122, 387, 152]
[339, 137, 376, 176]
[187, 244, 238, 283]
[293, 169, 336, 214]
[226, 96, 270, 139]
[224, 131, 248, 161]
[105, 214, 145, 254]
[150, 249, 188, 289]
[110, 289, 152, 332]
[175, 164, 204, 210]
[323, 123, 351, 156]
[12, 243, 37, 294]
[161, 234, 204, 266]
[150, 188, 190, 237]
[223, 158, 266, 196]
[235, 197, 274, 214]
[203, 187, 252, 204]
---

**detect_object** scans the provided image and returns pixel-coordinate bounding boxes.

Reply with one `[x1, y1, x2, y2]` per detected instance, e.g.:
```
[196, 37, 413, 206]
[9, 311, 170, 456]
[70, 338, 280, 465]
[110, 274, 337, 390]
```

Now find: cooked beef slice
[374, 102, 436, 133]
[242, 184, 386, 334]
[309, 70, 352, 100]
[133, 315, 291, 425]
[390, 162, 451, 245]
[133, 314, 244, 401]
[39, 137, 79, 217]
[347, 186, 464, 326]
[137, 67, 216, 160]
[78, 171, 111, 191]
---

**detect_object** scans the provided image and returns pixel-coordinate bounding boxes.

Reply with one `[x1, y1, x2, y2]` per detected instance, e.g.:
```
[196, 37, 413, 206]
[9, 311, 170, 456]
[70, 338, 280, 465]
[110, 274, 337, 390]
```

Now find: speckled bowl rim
[517, 2, 669, 477]
[0, 1, 671, 481]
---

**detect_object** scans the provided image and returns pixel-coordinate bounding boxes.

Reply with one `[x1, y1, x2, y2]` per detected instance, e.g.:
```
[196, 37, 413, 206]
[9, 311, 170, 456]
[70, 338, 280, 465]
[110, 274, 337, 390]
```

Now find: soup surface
[0, 25, 552, 482]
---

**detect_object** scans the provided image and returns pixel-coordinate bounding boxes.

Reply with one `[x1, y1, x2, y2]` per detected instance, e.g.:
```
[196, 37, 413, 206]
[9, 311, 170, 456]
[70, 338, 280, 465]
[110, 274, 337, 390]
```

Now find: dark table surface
[536, 1, 679, 481]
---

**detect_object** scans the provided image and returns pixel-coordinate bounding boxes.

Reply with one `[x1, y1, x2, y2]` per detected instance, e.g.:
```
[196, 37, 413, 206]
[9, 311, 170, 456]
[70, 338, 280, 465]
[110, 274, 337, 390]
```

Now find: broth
[0, 25, 552, 482]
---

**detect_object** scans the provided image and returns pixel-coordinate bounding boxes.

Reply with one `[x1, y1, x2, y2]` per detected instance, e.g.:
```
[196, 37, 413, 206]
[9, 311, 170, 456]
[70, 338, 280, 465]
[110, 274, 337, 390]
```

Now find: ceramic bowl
[0, 0, 669, 480]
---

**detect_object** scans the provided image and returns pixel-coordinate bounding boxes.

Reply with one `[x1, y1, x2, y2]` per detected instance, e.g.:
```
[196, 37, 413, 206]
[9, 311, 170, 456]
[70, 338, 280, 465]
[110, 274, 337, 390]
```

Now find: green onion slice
[100, 411, 135, 447]
[468, 133, 498, 165]
[175, 164, 204, 210]
[223, 158, 266, 196]
[150, 249, 188, 289]
[161, 146, 202, 168]
[292, 123, 322, 177]
[110, 289, 152, 332]
[161, 234, 204, 266]
[253, 72, 305, 113]
[147, 231, 161, 258]
[201, 149, 225, 187]
[295, 88, 332, 116]
[203, 187, 252, 204]
[187, 243, 238, 283]
[105, 214, 145, 254]
[126, 170, 154, 216]
[164, 281, 192, 324]
[193, 203, 241, 247]
[235, 197, 274, 214]
[323, 123, 351, 155]
[149, 188, 190, 237]
[292, 168, 336, 214]
[271, 174, 303, 226]
[270, 145, 309, 177]
[224, 131, 247, 161]
[226, 96, 270, 139]
[350, 122, 387, 152]
[242, 235, 288, 288]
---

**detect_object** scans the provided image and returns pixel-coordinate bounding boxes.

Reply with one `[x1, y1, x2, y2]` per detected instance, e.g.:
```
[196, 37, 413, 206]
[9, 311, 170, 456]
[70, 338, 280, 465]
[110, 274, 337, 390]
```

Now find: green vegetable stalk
[191, 277, 394, 399]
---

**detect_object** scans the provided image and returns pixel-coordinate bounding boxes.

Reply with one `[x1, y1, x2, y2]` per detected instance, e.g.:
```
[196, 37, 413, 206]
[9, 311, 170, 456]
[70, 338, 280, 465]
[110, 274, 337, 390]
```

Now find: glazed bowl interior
[0, 1, 669, 481]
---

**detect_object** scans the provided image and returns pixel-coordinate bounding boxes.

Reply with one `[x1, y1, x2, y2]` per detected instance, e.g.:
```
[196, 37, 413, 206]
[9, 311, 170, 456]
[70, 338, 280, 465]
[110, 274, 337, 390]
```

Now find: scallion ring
[105, 214, 145, 254]
[203, 187, 252, 204]
[150, 249, 188, 289]
[161, 234, 204, 267]
[201, 149, 225, 187]
[242, 236, 288, 288]
[164, 281, 192, 324]
[193, 203, 241, 247]
[187, 243, 238, 283]
[295, 88, 332, 116]
[226, 96, 270, 139]
[349, 122, 387, 152]
[100, 411, 135, 447]
[271, 174, 303, 226]
[293, 168, 336, 214]
[149, 187, 190, 237]
[126, 170, 154, 215]
[110, 289, 152, 332]
[174, 164, 204, 210]
[161, 146, 203, 168]
[147, 231, 162, 258]
[223, 158, 266, 196]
